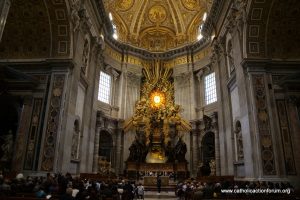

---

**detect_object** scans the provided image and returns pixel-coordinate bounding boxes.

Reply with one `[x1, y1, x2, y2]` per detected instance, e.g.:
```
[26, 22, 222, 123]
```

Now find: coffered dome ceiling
[103, 0, 212, 52]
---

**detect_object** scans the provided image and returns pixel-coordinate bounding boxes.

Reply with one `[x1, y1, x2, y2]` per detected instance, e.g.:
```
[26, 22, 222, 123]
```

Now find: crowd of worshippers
[0, 172, 145, 200]
[175, 179, 297, 199]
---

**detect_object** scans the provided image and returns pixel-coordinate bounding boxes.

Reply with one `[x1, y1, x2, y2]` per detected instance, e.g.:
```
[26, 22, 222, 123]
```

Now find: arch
[99, 130, 113, 162]
[0, 0, 71, 59]
[245, 0, 272, 57]
[201, 131, 215, 163]
[246, 0, 300, 58]
[266, 0, 300, 58]
[0, 94, 21, 172]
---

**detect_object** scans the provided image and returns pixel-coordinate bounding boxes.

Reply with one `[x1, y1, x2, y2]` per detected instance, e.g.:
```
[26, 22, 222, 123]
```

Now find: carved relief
[209, 159, 216, 175]
[82, 38, 90, 75]
[70, 0, 81, 32]
[0, 130, 13, 162]
[41, 74, 65, 171]
[203, 115, 212, 131]
[226, 39, 235, 73]
[252, 75, 276, 175]
[234, 121, 244, 161]
[24, 98, 43, 170]
[276, 100, 296, 175]
[210, 38, 225, 64]
[181, 0, 199, 11]
[117, 0, 134, 11]
[71, 119, 81, 160]
[148, 5, 167, 24]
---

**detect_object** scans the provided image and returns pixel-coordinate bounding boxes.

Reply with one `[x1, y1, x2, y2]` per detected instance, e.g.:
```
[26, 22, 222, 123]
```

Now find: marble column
[119, 58, 128, 119]
[188, 50, 196, 120]
[112, 70, 119, 104]
[0, 0, 10, 42]
[111, 69, 120, 118]
[213, 113, 221, 176]
[115, 128, 122, 174]
[92, 127, 101, 172]
[191, 130, 199, 176]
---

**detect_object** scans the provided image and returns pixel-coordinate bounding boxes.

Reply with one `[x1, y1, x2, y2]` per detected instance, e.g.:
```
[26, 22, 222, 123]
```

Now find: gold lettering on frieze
[127, 56, 142, 65]
[174, 56, 188, 65]
[105, 46, 122, 62]
[194, 47, 211, 62]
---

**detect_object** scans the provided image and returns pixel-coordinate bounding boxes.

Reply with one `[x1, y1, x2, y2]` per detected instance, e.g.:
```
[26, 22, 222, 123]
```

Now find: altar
[126, 161, 188, 180]
[144, 176, 169, 186]
[124, 60, 191, 180]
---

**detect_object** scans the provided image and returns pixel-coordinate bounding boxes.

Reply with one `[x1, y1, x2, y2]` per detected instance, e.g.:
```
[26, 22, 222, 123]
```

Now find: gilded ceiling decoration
[103, 0, 212, 52]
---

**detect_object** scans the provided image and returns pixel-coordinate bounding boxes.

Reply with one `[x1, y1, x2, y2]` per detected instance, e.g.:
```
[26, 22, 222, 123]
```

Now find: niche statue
[0, 130, 14, 162]
[174, 137, 187, 162]
[127, 136, 146, 162]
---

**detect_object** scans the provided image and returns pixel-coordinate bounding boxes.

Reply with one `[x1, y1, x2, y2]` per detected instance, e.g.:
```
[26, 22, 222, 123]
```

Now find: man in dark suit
[157, 175, 162, 194]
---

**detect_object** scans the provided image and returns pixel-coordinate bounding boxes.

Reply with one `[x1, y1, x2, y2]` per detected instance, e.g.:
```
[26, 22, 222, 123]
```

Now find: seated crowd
[0, 172, 144, 200]
[0, 172, 298, 200]
[176, 179, 297, 199]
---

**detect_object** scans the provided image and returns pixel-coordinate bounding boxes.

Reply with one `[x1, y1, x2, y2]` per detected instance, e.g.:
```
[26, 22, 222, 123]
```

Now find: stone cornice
[242, 59, 300, 73]
[0, 59, 75, 71]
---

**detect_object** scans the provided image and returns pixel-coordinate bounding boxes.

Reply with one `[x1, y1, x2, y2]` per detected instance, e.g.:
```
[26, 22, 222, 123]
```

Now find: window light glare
[211, 34, 215, 40]
[202, 12, 207, 21]
[113, 33, 118, 40]
[197, 33, 203, 41]
[109, 12, 113, 21]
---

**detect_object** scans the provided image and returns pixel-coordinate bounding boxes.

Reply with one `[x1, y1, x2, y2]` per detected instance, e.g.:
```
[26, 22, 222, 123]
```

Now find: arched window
[98, 71, 112, 104]
[204, 72, 217, 104]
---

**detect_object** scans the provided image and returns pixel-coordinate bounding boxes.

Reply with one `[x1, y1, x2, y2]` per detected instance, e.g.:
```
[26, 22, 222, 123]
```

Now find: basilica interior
[0, 0, 300, 194]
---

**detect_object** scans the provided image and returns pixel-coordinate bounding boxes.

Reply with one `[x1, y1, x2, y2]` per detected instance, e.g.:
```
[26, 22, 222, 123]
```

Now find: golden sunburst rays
[124, 59, 191, 134]
[150, 90, 165, 109]
[142, 59, 172, 84]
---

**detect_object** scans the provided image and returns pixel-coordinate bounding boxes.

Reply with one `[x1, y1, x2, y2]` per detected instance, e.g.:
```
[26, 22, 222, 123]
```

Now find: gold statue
[124, 59, 191, 163]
